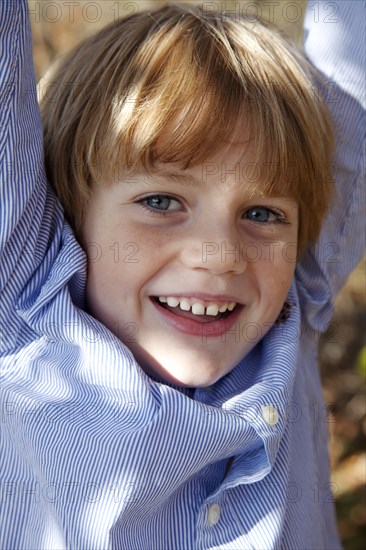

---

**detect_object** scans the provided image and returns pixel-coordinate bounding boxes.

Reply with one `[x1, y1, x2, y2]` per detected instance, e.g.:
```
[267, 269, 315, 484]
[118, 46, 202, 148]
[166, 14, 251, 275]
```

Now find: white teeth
[157, 296, 237, 316]
[192, 303, 205, 315]
[179, 298, 191, 311]
[206, 304, 219, 316]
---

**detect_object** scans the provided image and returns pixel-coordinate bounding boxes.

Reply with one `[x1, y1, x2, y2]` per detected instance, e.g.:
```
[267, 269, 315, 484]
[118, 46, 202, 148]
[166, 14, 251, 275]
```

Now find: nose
[179, 222, 248, 276]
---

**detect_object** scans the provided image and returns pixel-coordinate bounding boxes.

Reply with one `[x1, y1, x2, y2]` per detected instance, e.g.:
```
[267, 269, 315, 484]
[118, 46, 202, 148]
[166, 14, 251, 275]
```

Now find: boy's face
[83, 139, 298, 387]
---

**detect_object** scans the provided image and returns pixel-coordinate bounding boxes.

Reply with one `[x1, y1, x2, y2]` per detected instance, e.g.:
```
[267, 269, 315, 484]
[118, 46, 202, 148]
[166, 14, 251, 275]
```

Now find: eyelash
[136, 195, 290, 225]
[139, 204, 169, 217]
[136, 195, 183, 217]
[243, 206, 290, 225]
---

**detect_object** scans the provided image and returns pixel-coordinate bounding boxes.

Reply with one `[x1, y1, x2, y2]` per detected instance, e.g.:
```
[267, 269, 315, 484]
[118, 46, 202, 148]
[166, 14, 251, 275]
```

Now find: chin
[144, 356, 232, 388]
[161, 371, 222, 389]
[130, 344, 237, 388]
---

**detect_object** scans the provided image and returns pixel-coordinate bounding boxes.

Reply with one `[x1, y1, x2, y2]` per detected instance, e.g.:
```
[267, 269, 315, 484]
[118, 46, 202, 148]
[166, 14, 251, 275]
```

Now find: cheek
[271, 242, 297, 277]
[86, 220, 142, 270]
[85, 246, 141, 332]
[254, 255, 296, 302]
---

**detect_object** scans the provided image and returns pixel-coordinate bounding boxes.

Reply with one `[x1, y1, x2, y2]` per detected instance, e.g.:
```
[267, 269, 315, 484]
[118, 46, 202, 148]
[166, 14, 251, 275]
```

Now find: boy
[0, 1, 364, 548]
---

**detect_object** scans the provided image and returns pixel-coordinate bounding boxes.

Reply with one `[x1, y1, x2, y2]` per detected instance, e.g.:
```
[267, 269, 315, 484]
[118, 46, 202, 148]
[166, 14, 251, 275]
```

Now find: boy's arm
[297, 0, 365, 331]
[0, 0, 43, 268]
[0, 0, 44, 339]
[0, 1, 77, 351]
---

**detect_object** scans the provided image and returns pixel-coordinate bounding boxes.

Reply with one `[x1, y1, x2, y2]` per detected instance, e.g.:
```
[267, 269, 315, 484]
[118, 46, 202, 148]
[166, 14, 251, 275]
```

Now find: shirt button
[261, 404, 279, 426]
[207, 503, 221, 526]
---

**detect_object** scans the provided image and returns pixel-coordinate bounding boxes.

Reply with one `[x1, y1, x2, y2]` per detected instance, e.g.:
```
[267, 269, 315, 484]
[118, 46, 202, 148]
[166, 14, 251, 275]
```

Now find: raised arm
[297, 0, 366, 330]
[0, 0, 65, 351]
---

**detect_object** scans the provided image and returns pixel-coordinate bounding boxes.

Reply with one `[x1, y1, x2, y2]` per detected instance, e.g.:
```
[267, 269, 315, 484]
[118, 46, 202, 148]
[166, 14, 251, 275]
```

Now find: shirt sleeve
[0, 0, 68, 351]
[296, 0, 366, 331]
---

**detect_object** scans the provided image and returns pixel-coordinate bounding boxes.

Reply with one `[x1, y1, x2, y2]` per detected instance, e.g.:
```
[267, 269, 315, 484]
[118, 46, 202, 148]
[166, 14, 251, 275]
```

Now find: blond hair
[40, 2, 333, 253]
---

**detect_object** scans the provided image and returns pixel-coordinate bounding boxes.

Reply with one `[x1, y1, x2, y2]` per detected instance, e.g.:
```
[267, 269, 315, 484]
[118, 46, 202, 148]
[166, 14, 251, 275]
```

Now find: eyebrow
[161, 171, 204, 187]
[142, 170, 298, 206]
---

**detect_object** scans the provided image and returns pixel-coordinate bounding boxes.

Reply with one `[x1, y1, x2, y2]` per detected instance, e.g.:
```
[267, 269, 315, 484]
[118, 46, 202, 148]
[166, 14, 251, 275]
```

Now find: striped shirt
[0, 1, 365, 548]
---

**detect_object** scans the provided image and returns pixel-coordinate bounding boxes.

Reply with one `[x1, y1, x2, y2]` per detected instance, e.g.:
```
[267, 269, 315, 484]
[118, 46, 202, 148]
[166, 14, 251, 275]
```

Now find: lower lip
[151, 300, 244, 338]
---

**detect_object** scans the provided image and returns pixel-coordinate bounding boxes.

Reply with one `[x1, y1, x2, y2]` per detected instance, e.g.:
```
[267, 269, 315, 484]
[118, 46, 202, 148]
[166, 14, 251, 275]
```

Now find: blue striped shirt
[0, 1, 365, 548]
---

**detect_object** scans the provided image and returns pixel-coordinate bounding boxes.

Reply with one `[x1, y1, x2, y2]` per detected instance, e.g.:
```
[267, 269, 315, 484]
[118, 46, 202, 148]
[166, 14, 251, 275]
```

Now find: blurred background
[29, 1, 365, 547]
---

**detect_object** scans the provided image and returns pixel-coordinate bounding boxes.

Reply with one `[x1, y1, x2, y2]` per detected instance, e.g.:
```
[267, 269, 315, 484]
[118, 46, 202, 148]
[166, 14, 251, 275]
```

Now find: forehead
[147, 111, 299, 201]
[151, 138, 293, 200]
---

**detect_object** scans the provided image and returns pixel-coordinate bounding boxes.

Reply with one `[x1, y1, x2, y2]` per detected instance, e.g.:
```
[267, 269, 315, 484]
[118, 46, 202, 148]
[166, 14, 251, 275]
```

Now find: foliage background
[28, 1, 365, 547]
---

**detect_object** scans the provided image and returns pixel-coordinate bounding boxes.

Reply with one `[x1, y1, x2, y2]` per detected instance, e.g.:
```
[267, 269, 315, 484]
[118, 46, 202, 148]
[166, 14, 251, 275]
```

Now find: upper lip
[151, 292, 244, 305]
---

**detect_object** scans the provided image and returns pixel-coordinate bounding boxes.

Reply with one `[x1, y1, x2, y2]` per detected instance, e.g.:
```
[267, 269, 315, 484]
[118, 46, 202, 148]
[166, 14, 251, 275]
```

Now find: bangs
[40, 2, 333, 251]
[90, 8, 329, 204]
[94, 14, 248, 178]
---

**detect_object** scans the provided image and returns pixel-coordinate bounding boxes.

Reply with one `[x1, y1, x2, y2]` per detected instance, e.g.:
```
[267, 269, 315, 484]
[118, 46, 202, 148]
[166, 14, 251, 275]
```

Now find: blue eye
[138, 194, 182, 216]
[244, 207, 281, 223]
[145, 196, 172, 210]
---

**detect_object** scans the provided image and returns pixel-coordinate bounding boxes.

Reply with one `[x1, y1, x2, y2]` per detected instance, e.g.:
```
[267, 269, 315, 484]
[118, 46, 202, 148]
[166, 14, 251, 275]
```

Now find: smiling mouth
[152, 296, 239, 323]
